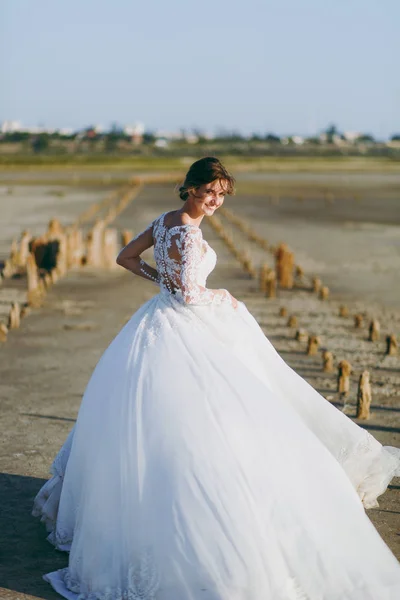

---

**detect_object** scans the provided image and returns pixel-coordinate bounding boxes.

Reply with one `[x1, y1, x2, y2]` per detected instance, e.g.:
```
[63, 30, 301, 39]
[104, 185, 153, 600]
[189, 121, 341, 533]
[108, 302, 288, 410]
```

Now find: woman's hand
[230, 294, 239, 309]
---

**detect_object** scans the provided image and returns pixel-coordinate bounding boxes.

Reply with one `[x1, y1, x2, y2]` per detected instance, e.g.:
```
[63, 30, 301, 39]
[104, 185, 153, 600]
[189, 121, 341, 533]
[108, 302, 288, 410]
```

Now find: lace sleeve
[175, 227, 232, 306]
[117, 222, 160, 286]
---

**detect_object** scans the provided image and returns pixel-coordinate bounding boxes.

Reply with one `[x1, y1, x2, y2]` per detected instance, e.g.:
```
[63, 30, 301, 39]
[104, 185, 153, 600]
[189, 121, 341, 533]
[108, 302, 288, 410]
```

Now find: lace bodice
[141, 212, 232, 306]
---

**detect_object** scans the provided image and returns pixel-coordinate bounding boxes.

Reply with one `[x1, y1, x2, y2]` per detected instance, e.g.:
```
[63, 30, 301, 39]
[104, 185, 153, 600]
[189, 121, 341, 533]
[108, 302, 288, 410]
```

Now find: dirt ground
[0, 180, 399, 599]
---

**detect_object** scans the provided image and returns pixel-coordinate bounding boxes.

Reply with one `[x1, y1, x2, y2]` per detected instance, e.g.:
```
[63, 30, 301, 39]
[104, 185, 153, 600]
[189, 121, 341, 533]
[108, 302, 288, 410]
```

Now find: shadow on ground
[0, 473, 67, 599]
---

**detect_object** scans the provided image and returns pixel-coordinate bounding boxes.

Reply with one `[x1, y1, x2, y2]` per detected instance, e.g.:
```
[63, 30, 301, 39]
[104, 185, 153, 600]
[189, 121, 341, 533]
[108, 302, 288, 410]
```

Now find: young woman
[34, 157, 400, 599]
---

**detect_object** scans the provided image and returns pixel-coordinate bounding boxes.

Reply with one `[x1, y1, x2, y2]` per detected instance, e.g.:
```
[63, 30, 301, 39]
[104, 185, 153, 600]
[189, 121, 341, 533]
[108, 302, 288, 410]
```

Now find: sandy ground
[0, 180, 399, 599]
[0, 186, 112, 259]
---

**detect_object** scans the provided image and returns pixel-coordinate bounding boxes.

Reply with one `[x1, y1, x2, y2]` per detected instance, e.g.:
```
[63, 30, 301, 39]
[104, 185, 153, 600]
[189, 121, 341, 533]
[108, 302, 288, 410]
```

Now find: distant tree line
[1, 123, 400, 156]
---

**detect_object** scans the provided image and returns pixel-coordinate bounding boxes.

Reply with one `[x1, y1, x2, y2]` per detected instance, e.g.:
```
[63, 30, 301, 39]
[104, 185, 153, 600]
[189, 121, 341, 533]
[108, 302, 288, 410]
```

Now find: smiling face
[188, 179, 227, 216]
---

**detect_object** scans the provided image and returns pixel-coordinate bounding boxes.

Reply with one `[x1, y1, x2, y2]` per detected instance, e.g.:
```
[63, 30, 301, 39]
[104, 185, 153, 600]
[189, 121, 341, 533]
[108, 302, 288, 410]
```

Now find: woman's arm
[172, 227, 237, 307]
[116, 223, 160, 285]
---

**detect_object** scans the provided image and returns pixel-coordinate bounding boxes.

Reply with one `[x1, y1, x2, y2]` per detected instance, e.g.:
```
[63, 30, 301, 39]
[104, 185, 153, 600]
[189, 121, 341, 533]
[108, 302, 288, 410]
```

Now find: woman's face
[189, 180, 226, 216]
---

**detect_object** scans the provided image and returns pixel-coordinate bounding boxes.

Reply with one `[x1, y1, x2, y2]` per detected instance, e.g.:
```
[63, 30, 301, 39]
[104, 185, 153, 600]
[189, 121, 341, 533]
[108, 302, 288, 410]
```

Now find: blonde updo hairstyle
[178, 157, 235, 201]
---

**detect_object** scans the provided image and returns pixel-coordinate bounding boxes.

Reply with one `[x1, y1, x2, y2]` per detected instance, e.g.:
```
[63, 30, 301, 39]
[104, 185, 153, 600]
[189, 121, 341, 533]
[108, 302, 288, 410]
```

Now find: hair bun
[178, 186, 189, 201]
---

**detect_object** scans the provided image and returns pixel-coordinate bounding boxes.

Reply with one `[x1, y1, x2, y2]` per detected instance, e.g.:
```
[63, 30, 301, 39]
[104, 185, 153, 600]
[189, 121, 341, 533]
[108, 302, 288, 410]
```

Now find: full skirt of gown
[33, 290, 400, 599]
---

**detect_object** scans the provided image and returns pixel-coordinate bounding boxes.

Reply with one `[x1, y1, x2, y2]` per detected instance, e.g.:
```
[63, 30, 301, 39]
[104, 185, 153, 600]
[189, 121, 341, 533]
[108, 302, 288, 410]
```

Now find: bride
[33, 157, 400, 599]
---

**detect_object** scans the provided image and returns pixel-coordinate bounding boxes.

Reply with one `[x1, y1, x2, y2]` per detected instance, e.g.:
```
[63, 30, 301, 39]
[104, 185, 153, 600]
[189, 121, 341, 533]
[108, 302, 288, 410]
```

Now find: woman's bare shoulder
[163, 210, 199, 229]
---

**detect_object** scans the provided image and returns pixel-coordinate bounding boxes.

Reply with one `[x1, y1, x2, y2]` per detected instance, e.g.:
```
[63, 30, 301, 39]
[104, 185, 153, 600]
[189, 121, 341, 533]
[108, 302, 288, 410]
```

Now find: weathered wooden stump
[8, 302, 21, 329]
[26, 253, 42, 307]
[319, 286, 329, 301]
[0, 322, 8, 342]
[339, 305, 349, 317]
[279, 306, 287, 318]
[121, 230, 133, 247]
[368, 319, 380, 342]
[356, 371, 372, 420]
[259, 264, 270, 293]
[2, 239, 20, 277]
[322, 350, 334, 372]
[287, 315, 298, 328]
[354, 314, 363, 328]
[312, 277, 322, 294]
[19, 230, 32, 268]
[44, 272, 53, 289]
[67, 228, 84, 268]
[2, 258, 15, 278]
[265, 272, 276, 298]
[295, 265, 304, 282]
[50, 268, 59, 284]
[337, 360, 352, 397]
[103, 228, 119, 268]
[56, 233, 68, 276]
[386, 334, 398, 356]
[86, 220, 106, 267]
[295, 329, 309, 343]
[47, 218, 63, 238]
[20, 305, 31, 319]
[307, 335, 320, 356]
[275, 243, 294, 289]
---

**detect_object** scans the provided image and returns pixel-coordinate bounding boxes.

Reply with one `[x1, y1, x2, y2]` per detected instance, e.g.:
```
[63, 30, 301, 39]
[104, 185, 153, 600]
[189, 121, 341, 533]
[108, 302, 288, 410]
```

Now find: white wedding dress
[33, 212, 400, 600]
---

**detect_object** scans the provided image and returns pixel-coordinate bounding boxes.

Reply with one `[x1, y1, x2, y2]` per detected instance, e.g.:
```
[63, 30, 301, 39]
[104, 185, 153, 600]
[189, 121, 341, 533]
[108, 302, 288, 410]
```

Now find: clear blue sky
[1, 0, 399, 138]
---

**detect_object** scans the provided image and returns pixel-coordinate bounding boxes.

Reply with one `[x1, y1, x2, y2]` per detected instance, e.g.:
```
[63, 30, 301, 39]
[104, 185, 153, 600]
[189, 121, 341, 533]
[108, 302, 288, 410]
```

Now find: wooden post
[47, 218, 63, 239]
[295, 329, 309, 342]
[259, 263, 270, 293]
[56, 233, 68, 276]
[354, 314, 363, 329]
[279, 306, 287, 317]
[295, 265, 304, 283]
[103, 228, 119, 268]
[337, 360, 352, 397]
[287, 315, 298, 328]
[50, 268, 59, 284]
[8, 302, 21, 329]
[368, 319, 380, 342]
[18, 230, 32, 268]
[312, 277, 322, 294]
[322, 350, 334, 372]
[121, 230, 133, 247]
[44, 272, 53, 289]
[266, 271, 276, 298]
[339, 305, 349, 317]
[275, 243, 294, 289]
[356, 371, 372, 419]
[307, 335, 320, 356]
[67, 228, 84, 268]
[281, 251, 294, 289]
[319, 286, 329, 301]
[86, 220, 105, 267]
[26, 252, 42, 307]
[0, 323, 8, 343]
[386, 334, 398, 356]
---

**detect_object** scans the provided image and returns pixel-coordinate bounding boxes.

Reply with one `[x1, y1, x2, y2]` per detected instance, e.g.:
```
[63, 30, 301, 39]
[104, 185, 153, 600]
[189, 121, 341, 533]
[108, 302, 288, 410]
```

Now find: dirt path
[0, 185, 399, 599]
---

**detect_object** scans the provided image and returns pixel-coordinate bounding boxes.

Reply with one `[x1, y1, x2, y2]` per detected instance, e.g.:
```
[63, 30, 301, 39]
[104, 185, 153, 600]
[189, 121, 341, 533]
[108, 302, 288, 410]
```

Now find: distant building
[124, 122, 145, 145]
[1, 120, 22, 133]
[154, 138, 169, 148]
[292, 135, 304, 145]
[342, 131, 361, 143]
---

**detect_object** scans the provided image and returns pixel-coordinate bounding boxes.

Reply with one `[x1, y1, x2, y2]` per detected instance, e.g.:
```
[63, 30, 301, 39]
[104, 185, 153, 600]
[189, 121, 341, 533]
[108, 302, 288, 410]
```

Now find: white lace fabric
[152, 213, 232, 306]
